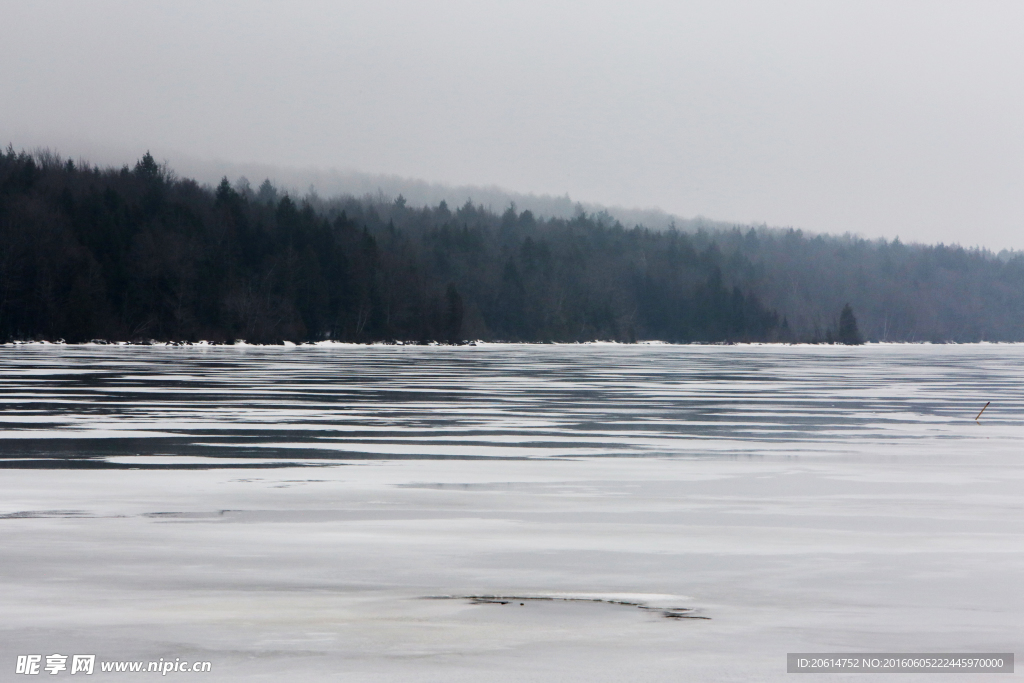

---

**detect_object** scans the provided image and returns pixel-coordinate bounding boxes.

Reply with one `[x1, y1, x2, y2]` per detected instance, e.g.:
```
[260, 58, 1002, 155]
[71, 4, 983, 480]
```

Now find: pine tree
[444, 284, 464, 343]
[837, 304, 863, 345]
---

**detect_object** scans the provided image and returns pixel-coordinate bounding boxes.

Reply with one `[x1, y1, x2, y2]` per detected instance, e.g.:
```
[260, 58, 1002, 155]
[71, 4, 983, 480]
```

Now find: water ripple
[1, 343, 1021, 466]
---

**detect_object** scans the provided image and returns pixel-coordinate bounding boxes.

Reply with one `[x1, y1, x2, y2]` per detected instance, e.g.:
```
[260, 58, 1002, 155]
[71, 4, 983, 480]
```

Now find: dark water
[0, 343, 1020, 467]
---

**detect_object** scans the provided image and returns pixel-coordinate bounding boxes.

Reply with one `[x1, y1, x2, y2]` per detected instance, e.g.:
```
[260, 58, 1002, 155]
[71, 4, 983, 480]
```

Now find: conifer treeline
[1, 149, 1022, 343]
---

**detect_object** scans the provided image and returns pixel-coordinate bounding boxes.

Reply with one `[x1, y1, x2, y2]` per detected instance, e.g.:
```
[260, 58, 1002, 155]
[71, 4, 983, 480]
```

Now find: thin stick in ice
[975, 401, 990, 423]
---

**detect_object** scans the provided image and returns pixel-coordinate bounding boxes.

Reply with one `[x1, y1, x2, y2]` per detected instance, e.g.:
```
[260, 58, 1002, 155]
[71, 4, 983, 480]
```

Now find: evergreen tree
[444, 284, 464, 343]
[837, 304, 863, 345]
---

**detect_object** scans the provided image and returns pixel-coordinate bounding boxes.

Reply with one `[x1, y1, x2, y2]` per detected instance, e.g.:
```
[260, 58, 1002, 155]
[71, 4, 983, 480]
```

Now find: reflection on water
[0, 343, 1021, 467]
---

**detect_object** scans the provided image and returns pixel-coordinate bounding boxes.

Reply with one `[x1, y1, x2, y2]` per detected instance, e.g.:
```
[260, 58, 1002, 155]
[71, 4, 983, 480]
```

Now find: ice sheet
[1, 455, 1021, 682]
[0, 344, 1021, 681]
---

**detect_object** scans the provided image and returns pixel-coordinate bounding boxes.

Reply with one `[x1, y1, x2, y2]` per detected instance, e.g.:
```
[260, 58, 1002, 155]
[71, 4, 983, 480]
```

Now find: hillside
[1, 149, 1022, 343]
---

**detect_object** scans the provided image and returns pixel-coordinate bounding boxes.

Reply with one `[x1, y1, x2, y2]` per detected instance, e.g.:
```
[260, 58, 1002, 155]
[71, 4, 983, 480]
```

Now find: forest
[1, 148, 1022, 344]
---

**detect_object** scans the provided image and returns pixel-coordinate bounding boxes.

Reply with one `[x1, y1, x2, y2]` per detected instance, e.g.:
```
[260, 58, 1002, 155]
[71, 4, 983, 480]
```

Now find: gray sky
[3, 1, 1023, 248]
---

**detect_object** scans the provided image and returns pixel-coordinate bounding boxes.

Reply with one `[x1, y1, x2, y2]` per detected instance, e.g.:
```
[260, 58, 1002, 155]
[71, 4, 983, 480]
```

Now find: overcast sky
[3, 1, 1023, 248]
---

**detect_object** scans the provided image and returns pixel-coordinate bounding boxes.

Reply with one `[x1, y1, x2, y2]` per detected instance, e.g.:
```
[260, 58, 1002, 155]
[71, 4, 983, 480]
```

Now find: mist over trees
[171, 155, 711, 233]
[1, 148, 1022, 344]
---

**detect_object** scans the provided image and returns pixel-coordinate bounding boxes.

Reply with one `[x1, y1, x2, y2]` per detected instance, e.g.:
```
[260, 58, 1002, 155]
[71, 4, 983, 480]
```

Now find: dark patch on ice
[137, 509, 491, 523]
[399, 482, 553, 491]
[0, 457, 324, 470]
[144, 511, 226, 519]
[0, 509, 93, 519]
[0, 438, 532, 462]
[270, 479, 330, 488]
[428, 595, 709, 620]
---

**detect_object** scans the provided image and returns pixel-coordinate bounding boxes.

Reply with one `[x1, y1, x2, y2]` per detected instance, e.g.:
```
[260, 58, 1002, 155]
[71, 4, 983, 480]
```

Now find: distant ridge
[169, 155, 734, 234]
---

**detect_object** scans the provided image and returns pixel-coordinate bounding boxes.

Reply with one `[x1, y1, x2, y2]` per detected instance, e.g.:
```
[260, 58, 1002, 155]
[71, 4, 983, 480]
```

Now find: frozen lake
[1, 343, 1021, 681]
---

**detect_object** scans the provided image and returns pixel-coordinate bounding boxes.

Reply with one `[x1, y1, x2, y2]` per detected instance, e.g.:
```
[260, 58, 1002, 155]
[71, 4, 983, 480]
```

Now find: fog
[3, 1, 1023, 248]
[169, 155, 709, 232]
